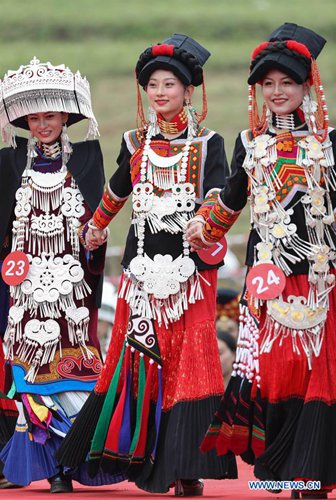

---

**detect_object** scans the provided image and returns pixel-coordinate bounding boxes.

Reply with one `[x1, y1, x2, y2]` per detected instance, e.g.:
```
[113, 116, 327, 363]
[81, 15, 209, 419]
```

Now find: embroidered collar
[33, 142, 63, 173]
[157, 108, 188, 135]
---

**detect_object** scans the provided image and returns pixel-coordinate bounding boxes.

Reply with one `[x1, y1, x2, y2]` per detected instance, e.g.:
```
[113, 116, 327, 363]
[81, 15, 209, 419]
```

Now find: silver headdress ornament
[0, 57, 99, 147]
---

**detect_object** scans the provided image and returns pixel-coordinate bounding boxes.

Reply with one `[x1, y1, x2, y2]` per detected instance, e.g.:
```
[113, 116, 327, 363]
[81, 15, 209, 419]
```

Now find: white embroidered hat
[0, 56, 99, 146]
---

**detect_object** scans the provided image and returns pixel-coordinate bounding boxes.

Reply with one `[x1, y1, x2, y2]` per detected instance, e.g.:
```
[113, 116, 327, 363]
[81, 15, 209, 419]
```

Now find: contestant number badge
[197, 237, 227, 265]
[246, 263, 286, 300]
[1, 251, 30, 286]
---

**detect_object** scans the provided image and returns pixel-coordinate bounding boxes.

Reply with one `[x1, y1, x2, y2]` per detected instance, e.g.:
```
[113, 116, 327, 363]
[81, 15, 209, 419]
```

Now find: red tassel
[311, 58, 329, 143]
[136, 78, 146, 130]
[251, 41, 269, 61]
[286, 40, 311, 59]
[197, 78, 208, 124]
[248, 84, 267, 138]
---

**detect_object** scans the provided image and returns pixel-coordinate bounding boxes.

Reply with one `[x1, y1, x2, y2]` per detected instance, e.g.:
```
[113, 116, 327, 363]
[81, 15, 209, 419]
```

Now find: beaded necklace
[244, 127, 336, 367]
[5, 141, 93, 381]
[41, 141, 62, 159]
[120, 110, 205, 327]
[233, 124, 336, 385]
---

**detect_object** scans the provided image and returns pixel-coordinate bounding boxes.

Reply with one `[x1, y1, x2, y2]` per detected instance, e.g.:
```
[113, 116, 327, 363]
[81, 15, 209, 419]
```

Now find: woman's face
[261, 69, 309, 115]
[217, 338, 235, 378]
[27, 111, 68, 144]
[146, 69, 194, 122]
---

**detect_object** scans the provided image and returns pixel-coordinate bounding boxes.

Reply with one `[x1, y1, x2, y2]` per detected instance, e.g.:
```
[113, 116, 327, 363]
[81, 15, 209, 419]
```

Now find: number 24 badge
[246, 263, 286, 300]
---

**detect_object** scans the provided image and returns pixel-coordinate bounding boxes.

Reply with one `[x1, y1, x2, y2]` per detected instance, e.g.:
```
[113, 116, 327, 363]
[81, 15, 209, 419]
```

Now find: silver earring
[25, 132, 38, 172]
[61, 123, 73, 166]
[265, 105, 273, 128]
[302, 93, 318, 134]
[147, 106, 160, 136]
[2, 123, 16, 148]
[186, 99, 198, 138]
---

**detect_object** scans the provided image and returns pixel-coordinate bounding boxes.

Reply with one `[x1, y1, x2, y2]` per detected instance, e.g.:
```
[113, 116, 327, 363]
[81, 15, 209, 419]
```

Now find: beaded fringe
[119, 271, 205, 328]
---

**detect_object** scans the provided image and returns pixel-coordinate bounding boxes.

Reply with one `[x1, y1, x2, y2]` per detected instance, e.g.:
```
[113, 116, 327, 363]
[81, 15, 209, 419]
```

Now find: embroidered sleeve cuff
[92, 185, 128, 230]
[196, 188, 221, 221]
[202, 196, 241, 244]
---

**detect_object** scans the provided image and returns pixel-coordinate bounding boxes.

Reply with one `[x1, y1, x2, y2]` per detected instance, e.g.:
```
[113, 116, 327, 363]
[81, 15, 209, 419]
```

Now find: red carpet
[1, 459, 335, 499]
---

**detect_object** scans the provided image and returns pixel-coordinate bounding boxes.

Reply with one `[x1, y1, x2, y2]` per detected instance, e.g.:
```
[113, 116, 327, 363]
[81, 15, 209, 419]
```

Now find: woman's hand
[85, 223, 109, 251]
[186, 220, 207, 252]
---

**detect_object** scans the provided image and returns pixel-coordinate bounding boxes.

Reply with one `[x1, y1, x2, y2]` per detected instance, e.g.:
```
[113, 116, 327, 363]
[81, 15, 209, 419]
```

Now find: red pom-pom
[286, 40, 311, 59]
[251, 42, 269, 61]
[152, 44, 174, 57]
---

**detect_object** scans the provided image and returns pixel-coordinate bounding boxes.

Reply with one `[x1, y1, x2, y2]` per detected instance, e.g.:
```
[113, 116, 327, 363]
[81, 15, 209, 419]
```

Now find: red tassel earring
[311, 58, 329, 143]
[136, 78, 147, 130]
[197, 77, 208, 124]
[248, 85, 267, 137]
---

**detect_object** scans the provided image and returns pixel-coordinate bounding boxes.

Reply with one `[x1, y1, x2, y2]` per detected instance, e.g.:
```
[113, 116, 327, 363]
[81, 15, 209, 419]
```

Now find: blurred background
[1, 0, 335, 314]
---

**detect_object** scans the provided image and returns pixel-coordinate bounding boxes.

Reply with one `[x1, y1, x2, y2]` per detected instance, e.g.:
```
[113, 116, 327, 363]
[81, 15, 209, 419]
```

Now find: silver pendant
[16, 318, 61, 382]
[267, 295, 327, 331]
[14, 186, 32, 218]
[132, 182, 154, 213]
[61, 187, 85, 219]
[129, 253, 195, 299]
[30, 170, 67, 211]
[65, 306, 92, 359]
[29, 213, 65, 254]
[20, 253, 85, 311]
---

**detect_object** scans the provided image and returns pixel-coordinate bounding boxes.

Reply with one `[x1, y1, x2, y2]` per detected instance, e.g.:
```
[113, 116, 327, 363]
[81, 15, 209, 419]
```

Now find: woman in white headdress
[0, 57, 113, 493]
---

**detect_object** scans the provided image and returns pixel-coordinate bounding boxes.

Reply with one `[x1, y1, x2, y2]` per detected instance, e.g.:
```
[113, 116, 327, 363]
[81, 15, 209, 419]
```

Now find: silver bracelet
[186, 215, 206, 228]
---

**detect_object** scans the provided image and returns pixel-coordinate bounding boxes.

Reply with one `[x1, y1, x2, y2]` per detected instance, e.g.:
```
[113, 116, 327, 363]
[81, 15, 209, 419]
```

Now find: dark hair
[250, 41, 311, 74]
[216, 329, 236, 353]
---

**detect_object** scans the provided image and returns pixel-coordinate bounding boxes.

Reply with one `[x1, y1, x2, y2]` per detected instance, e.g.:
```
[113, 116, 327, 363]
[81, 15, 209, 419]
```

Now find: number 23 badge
[246, 263, 286, 300]
[1, 251, 30, 286]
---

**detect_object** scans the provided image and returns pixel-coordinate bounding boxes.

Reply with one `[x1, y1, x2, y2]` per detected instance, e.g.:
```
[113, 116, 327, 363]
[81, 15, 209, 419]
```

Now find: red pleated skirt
[253, 271, 336, 404]
[202, 272, 336, 489]
[96, 269, 224, 409]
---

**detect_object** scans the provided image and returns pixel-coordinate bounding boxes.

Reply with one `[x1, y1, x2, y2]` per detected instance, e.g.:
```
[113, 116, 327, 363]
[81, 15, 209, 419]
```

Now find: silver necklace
[120, 125, 204, 326]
